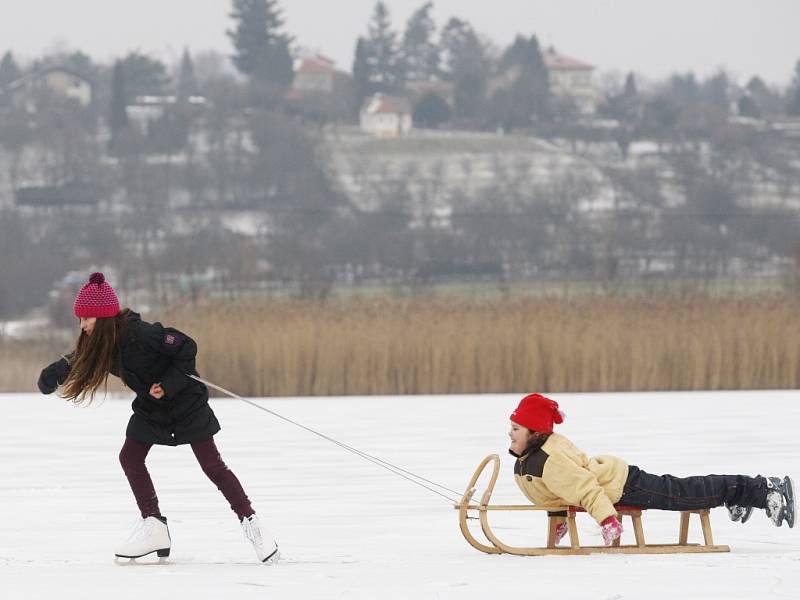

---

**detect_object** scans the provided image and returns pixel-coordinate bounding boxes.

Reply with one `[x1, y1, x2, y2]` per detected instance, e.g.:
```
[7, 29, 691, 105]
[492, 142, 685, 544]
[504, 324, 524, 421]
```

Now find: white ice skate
[727, 504, 754, 524]
[114, 515, 171, 560]
[765, 476, 795, 528]
[241, 514, 280, 564]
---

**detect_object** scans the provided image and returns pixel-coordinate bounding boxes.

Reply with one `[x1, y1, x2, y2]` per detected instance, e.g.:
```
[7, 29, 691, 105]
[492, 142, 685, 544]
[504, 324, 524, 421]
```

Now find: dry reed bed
[159, 297, 800, 397]
[4, 297, 797, 395]
[0, 341, 53, 392]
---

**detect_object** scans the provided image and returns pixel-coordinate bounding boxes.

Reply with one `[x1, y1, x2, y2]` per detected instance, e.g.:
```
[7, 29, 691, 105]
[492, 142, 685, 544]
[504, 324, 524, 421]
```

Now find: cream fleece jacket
[513, 432, 629, 524]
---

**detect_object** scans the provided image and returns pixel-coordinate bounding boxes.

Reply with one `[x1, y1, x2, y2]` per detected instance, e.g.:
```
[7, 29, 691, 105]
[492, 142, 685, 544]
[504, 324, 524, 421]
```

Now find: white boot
[241, 514, 279, 564]
[114, 516, 171, 559]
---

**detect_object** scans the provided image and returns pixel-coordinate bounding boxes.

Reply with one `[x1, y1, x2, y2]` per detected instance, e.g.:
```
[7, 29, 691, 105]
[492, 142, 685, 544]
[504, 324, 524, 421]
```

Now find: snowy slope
[1, 390, 798, 600]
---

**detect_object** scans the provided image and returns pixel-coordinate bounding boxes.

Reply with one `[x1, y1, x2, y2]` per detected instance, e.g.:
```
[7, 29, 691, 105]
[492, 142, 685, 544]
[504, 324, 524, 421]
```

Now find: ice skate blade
[114, 547, 171, 564]
[261, 548, 280, 565]
[114, 556, 170, 566]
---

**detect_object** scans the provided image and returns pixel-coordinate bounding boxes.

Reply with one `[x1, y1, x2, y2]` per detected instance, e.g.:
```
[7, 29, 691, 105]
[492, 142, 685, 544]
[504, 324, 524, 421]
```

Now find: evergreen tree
[439, 18, 488, 120]
[401, 2, 440, 82]
[413, 92, 450, 128]
[454, 72, 484, 120]
[737, 94, 761, 118]
[177, 48, 199, 101]
[110, 60, 129, 136]
[352, 37, 372, 109]
[499, 36, 535, 70]
[498, 35, 550, 127]
[228, 0, 293, 87]
[643, 96, 679, 137]
[439, 17, 486, 81]
[788, 60, 800, 116]
[746, 76, 768, 97]
[63, 51, 93, 79]
[742, 76, 780, 116]
[623, 72, 638, 98]
[670, 72, 700, 104]
[789, 86, 800, 116]
[119, 52, 170, 99]
[0, 51, 21, 86]
[365, 1, 402, 92]
[703, 70, 729, 113]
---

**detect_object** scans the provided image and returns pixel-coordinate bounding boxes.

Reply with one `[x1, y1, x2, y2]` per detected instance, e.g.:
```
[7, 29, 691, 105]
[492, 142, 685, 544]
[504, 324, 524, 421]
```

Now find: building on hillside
[542, 47, 596, 114]
[2, 66, 92, 110]
[285, 54, 354, 121]
[359, 94, 413, 138]
[486, 47, 597, 118]
[291, 54, 337, 94]
[125, 94, 208, 136]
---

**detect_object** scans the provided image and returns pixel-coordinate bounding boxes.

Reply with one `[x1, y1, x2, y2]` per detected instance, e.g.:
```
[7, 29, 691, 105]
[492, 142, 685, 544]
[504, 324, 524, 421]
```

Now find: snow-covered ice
[1, 390, 798, 599]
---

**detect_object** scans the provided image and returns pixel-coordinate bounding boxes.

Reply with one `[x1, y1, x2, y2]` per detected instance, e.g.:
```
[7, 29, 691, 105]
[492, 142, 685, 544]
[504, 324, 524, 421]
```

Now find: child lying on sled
[508, 394, 795, 545]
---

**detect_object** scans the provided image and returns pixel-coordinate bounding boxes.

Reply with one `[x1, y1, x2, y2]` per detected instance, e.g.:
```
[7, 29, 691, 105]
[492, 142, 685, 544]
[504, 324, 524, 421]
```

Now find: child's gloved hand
[37, 358, 70, 394]
[601, 516, 623, 546]
[554, 521, 568, 544]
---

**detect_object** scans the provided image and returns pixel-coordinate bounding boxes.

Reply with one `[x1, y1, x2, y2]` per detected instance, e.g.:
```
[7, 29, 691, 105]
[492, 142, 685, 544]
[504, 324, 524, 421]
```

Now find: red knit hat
[73, 272, 120, 318]
[510, 393, 565, 433]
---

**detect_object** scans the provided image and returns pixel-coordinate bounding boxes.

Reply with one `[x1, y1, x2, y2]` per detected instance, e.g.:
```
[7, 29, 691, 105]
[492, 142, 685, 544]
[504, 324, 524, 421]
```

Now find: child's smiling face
[508, 421, 533, 454]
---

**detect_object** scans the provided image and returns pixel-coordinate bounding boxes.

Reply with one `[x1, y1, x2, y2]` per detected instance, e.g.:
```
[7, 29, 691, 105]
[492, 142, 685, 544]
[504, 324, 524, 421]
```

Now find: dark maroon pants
[119, 436, 254, 520]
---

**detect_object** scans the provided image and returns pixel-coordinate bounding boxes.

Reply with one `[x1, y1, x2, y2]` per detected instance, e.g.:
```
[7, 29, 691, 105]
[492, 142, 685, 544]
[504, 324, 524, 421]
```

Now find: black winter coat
[38, 312, 220, 446]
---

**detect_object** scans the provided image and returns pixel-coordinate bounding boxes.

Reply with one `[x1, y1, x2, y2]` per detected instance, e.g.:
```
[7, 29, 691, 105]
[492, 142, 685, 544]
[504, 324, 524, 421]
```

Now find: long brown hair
[61, 309, 131, 405]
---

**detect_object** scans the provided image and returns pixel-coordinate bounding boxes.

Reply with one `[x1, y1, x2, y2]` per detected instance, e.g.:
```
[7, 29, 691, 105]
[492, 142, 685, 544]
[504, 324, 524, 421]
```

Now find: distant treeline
[2, 1, 800, 319]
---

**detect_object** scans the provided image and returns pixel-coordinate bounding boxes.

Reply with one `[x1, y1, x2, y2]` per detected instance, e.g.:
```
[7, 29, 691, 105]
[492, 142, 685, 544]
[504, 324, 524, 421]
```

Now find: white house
[359, 94, 412, 138]
[291, 55, 337, 95]
[4, 66, 92, 109]
[125, 95, 208, 136]
[542, 48, 596, 114]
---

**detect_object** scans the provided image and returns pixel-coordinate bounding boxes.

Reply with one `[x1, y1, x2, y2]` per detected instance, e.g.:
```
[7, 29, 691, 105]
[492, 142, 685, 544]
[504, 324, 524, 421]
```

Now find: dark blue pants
[618, 465, 768, 511]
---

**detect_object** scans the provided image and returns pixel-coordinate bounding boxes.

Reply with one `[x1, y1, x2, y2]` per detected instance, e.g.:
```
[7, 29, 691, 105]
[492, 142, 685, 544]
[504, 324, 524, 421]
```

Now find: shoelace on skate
[242, 517, 263, 547]
[123, 518, 159, 543]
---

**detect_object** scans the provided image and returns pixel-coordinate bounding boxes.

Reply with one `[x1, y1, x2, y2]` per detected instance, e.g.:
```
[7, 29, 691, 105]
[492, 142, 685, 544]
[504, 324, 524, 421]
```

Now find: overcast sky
[2, 0, 799, 87]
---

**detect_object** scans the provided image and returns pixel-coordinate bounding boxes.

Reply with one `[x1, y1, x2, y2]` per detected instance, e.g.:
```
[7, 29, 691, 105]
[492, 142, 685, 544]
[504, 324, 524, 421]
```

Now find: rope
[189, 374, 462, 504]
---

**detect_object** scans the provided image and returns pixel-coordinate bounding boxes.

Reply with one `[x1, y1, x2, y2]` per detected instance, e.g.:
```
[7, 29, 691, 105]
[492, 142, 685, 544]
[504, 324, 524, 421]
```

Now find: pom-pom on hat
[73, 272, 120, 318]
[510, 393, 565, 434]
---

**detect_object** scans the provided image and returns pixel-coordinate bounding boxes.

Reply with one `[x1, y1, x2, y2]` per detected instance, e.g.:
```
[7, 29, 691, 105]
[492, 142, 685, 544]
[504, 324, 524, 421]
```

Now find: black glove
[37, 358, 71, 394]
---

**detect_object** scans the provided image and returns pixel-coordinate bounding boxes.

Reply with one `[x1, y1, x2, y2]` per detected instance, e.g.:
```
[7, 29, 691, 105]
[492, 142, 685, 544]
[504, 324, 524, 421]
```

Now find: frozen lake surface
[1, 389, 798, 599]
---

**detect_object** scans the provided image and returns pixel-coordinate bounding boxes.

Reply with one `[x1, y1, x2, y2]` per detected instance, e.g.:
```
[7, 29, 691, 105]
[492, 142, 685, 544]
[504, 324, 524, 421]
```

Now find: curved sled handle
[456, 454, 502, 554]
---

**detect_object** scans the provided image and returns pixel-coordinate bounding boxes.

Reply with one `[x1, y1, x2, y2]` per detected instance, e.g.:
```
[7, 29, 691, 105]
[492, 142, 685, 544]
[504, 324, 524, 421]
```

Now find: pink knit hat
[73, 272, 120, 318]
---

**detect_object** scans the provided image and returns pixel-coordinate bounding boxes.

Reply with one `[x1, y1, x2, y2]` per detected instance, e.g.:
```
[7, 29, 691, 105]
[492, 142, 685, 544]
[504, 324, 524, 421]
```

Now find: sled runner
[455, 454, 731, 556]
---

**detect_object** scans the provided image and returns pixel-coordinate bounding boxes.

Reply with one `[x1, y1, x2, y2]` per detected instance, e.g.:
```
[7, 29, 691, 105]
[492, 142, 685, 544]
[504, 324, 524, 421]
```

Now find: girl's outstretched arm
[37, 354, 73, 394]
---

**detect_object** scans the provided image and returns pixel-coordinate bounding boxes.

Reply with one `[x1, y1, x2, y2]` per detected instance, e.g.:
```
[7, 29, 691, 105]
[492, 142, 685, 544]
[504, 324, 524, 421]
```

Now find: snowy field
[1, 390, 799, 600]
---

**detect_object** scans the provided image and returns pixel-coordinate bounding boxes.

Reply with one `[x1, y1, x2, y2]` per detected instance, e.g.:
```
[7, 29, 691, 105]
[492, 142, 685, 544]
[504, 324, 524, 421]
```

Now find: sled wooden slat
[459, 504, 562, 511]
[455, 454, 731, 556]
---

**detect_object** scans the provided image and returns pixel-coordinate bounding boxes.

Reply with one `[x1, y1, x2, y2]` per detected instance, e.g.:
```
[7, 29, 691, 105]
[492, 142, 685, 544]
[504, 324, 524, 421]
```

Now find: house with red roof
[359, 93, 413, 138]
[542, 47, 596, 114]
[291, 54, 337, 95]
[286, 54, 353, 121]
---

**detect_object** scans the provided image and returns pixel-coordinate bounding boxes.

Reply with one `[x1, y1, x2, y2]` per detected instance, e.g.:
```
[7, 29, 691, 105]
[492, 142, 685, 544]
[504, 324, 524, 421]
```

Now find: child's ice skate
[726, 504, 754, 524]
[765, 476, 795, 528]
[114, 515, 171, 562]
[241, 514, 280, 564]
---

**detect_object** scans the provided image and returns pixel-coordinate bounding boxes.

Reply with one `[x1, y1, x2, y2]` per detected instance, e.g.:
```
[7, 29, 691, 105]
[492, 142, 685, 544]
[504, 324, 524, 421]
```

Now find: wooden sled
[455, 454, 731, 556]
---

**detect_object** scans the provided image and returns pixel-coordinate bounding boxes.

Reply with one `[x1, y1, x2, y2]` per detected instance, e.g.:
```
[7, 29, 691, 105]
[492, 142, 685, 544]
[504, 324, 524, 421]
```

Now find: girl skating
[38, 272, 279, 564]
